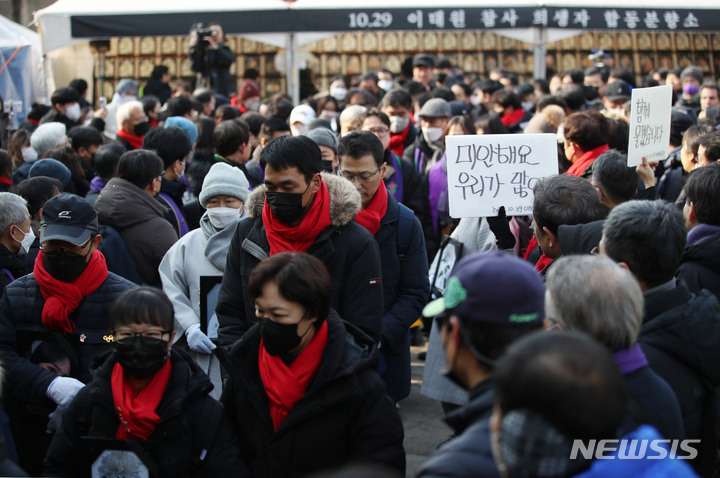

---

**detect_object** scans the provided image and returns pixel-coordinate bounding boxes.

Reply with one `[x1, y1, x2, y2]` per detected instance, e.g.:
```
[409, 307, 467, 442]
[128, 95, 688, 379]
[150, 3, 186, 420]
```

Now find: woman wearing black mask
[219, 252, 405, 478]
[44, 287, 250, 478]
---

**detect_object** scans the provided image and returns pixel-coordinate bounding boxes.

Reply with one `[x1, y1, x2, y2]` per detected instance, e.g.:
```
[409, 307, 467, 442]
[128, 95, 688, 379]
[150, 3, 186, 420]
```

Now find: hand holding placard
[627, 85, 672, 167]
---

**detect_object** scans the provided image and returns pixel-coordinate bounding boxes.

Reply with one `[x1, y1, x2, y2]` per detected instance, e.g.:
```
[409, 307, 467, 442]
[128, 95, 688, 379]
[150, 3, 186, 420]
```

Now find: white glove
[46, 376, 85, 408]
[186, 323, 216, 355]
[47, 405, 65, 434]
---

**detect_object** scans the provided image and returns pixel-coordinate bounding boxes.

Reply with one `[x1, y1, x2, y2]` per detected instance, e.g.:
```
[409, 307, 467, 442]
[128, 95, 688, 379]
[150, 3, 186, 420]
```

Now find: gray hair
[30, 123, 67, 156]
[545, 254, 642, 352]
[339, 104, 368, 131]
[0, 192, 29, 235]
[116, 100, 144, 126]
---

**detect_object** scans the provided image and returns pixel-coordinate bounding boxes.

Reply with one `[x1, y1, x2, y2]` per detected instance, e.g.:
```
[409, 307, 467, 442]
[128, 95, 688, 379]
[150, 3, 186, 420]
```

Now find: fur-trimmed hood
[245, 172, 361, 227]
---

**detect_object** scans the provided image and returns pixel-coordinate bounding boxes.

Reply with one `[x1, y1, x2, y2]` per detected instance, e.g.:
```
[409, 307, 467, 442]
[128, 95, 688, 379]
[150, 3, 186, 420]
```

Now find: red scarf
[566, 144, 609, 177]
[33, 249, 108, 333]
[355, 180, 388, 236]
[262, 180, 332, 256]
[111, 359, 172, 440]
[535, 254, 554, 273]
[258, 321, 328, 431]
[500, 108, 526, 127]
[0, 176, 12, 186]
[389, 123, 410, 158]
[116, 129, 144, 150]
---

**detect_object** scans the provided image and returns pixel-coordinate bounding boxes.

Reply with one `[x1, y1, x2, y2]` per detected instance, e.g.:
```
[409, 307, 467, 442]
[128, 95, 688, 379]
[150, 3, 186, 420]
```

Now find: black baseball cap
[413, 53, 435, 68]
[40, 194, 99, 246]
[605, 80, 632, 102]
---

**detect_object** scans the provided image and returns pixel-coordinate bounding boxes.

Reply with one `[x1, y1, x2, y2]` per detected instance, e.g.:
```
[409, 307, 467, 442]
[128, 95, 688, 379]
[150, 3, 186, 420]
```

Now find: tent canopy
[0, 14, 43, 124]
[36, 0, 720, 54]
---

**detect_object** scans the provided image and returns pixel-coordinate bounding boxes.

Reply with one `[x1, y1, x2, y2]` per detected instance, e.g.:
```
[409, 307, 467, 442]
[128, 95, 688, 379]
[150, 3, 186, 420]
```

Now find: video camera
[190, 23, 218, 46]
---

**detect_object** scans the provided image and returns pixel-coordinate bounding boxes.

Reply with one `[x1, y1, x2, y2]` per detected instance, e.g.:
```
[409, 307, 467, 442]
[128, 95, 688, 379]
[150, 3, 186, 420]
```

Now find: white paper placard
[446, 133, 559, 218]
[627, 84, 673, 167]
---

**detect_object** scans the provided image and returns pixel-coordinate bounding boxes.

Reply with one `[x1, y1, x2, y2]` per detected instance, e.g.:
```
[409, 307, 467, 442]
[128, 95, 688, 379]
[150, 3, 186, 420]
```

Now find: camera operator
[188, 22, 235, 98]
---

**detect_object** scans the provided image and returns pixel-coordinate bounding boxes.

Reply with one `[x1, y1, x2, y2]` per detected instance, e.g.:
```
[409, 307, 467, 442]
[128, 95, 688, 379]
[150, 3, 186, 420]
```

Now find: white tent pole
[532, 27, 547, 81]
[286, 33, 300, 104]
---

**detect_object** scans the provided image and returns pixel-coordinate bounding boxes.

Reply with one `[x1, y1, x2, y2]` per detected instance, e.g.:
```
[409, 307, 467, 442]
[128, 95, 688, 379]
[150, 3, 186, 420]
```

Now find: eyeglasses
[341, 165, 382, 183]
[366, 127, 389, 138]
[112, 329, 172, 344]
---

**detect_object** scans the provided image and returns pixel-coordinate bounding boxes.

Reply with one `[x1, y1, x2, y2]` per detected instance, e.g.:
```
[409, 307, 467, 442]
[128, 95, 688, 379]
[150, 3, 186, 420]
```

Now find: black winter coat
[0, 243, 28, 294]
[219, 311, 405, 478]
[189, 42, 235, 97]
[216, 173, 383, 346]
[375, 195, 429, 402]
[157, 177, 189, 239]
[43, 349, 249, 478]
[143, 79, 172, 105]
[678, 230, 720, 300]
[416, 380, 500, 478]
[0, 269, 135, 473]
[639, 281, 720, 476]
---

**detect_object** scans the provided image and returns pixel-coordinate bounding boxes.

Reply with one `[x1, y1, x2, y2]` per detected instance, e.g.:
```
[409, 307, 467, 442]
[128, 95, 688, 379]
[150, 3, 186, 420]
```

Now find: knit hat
[680, 65, 703, 84]
[29, 159, 72, 188]
[239, 79, 261, 101]
[423, 252, 545, 325]
[199, 162, 251, 208]
[307, 128, 338, 154]
[164, 116, 199, 145]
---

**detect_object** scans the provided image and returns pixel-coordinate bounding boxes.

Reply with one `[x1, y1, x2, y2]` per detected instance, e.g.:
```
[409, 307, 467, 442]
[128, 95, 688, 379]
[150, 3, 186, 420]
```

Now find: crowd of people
[0, 34, 719, 477]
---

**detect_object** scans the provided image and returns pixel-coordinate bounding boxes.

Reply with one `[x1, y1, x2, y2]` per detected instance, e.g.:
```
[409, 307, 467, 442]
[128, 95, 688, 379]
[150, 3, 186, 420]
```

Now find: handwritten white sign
[446, 133, 559, 218]
[627, 84, 672, 167]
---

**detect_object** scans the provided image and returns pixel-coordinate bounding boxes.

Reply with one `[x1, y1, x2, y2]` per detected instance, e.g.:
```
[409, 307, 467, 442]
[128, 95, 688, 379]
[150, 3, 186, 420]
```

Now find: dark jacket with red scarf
[216, 173, 383, 346]
[220, 311, 405, 478]
[43, 348, 249, 478]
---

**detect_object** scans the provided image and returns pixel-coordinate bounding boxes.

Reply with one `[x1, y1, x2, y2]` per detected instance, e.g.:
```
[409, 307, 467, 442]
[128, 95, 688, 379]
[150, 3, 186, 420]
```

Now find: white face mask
[21, 147, 38, 162]
[65, 103, 82, 122]
[470, 96, 481, 107]
[207, 206, 243, 230]
[330, 87, 347, 102]
[423, 127, 444, 144]
[13, 225, 35, 256]
[378, 80, 394, 92]
[521, 101, 534, 111]
[389, 116, 409, 134]
[290, 124, 309, 137]
[246, 101, 260, 112]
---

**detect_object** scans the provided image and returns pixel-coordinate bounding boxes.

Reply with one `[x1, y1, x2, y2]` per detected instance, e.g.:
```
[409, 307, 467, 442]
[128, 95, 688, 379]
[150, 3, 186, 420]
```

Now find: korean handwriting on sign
[511, 171, 540, 198]
[456, 172, 504, 200]
[633, 124, 664, 149]
[635, 98, 650, 123]
[455, 143, 537, 169]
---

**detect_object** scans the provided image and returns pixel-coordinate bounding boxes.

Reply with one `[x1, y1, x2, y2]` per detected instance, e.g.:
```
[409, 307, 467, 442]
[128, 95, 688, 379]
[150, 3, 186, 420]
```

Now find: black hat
[40, 194, 99, 246]
[670, 109, 696, 137]
[413, 53, 435, 68]
[605, 80, 632, 102]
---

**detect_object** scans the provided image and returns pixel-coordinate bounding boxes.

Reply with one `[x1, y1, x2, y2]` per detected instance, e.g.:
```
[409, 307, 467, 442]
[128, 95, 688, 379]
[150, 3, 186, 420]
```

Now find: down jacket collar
[245, 172, 361, 228]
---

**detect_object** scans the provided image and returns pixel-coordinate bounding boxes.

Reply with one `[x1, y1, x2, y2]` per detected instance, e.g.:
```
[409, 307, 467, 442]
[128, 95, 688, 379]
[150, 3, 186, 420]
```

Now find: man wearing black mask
[216, 135, 384, 346]
[115, 100, 151, 151]
[0, 194, 135, 474]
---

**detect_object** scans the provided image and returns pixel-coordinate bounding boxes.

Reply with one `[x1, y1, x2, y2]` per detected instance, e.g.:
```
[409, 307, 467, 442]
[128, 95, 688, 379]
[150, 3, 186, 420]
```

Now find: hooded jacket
[94, 177, 178, 286]
[216, 173, 383, 347]
[639, 281, 720, 476]
[43, 348, 249, 478]
[678, 230, 720, 300]
[219, 311, 405, 478]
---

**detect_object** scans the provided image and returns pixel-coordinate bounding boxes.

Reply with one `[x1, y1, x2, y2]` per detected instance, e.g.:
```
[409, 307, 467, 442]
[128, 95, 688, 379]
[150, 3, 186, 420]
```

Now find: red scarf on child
[111, 359, 172, 440]
[116, 129, 144, 150]
[262, 181, 332, 256]
[355, 180, 388, 236]
[258, 321, 328, 431]
[33, 249, 108, 333]
[389, 123, 410, 158]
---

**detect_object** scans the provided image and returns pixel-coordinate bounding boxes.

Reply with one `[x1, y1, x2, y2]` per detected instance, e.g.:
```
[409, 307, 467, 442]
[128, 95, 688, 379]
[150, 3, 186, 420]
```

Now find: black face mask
[260, 317, 313, 356]
[134, 121, 151, 137]
[265, 182, 312, 224]
[320, 160, 334, 173]
[43, 248, 91, 283]
[114, 337, 169, 378]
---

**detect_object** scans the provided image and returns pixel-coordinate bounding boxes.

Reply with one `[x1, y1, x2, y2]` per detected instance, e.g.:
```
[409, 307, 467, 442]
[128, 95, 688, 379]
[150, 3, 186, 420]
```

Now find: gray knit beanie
[199, 162, 250, 208]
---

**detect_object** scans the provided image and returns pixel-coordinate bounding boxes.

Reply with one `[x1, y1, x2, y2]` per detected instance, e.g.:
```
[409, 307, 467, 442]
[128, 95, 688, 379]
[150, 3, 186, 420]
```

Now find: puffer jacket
[43, 348, 249, 478]
[678, 229, 720, 300]
[216, 173, 383, 346]
[220, 311, 405, 478]
[0, 269, 135, 474]
[95, 177, 178, 286]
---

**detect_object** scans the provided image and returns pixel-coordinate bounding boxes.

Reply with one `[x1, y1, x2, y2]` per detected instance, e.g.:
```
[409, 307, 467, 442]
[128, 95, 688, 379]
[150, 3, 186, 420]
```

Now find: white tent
[0, 14, 44, 124]
[35, 1, 720, 102]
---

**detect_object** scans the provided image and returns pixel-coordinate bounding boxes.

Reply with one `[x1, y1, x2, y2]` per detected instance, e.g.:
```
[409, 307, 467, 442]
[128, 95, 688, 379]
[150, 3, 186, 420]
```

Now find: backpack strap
[396, 204, 415, 261]
[190, 398, 225, 477]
